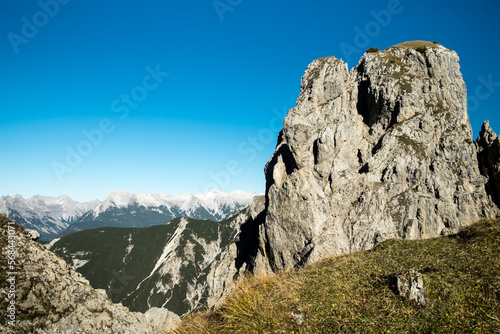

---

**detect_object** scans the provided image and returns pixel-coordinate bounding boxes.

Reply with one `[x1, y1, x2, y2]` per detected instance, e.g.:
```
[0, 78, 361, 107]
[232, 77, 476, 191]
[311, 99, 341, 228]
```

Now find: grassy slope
[170, 219, 500, 333]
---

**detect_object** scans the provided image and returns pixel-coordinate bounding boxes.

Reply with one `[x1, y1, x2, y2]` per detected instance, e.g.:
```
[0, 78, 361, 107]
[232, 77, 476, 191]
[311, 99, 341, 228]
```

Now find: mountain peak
[105, 190, 133, 205]
[83, 189, 256, 220]
[260, 42, 499, 270]
[0, 194, 102, 241]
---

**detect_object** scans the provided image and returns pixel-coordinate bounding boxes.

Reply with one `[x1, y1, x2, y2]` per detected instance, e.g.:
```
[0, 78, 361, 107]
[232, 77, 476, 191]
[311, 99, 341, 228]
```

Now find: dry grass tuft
[390, 40, 441, 50]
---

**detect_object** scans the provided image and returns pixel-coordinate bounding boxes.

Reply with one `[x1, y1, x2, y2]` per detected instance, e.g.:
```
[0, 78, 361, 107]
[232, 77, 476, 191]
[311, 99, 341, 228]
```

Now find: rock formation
[391, 270, 428, 307]
[0, 214, 180, 334]
[259, 41, 499, 271]
[476, 120, 500, 207]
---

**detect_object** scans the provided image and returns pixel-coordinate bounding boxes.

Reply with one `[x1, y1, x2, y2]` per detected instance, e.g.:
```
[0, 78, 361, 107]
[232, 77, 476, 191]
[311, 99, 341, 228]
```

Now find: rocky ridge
[0, 190, 257, 242]
[254, 41, 499, 271]
[0, 214, 180, 334]
[63, 190, 257, 237]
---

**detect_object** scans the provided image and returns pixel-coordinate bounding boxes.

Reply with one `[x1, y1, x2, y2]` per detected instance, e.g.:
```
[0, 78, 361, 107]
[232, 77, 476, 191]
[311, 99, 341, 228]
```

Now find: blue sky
[1, 0, 499, 202]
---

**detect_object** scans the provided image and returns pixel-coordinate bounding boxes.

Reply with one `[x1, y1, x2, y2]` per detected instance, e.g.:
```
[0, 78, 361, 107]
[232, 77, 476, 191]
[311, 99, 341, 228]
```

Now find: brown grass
[390, 40, 441, 50]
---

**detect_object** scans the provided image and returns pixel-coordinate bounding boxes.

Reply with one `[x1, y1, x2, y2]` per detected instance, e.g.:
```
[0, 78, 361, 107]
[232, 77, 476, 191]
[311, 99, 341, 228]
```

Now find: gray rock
[477, 120, 500, 207]
[207, 195, 268, 308]
[0, 216, 179, 334]
[26, 229, 40, 241]
[290, 310, 306, 325]
[392, 270, 428, 307]
[260, 42, 499, 271]
[144, 307, 181, 333]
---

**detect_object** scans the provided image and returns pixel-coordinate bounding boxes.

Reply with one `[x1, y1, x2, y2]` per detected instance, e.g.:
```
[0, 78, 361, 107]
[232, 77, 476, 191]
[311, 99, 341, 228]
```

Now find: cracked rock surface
[261, 42, 499, 271]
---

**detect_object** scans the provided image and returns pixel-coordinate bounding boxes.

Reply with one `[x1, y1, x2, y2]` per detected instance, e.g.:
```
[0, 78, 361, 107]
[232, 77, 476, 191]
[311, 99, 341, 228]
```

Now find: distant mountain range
[0, 194, 99, 241]
[0, 190, 258, 242]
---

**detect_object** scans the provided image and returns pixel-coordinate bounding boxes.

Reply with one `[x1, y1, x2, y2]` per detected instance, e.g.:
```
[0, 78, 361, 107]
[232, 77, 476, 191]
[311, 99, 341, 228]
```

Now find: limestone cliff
[260, 41, 499, 271]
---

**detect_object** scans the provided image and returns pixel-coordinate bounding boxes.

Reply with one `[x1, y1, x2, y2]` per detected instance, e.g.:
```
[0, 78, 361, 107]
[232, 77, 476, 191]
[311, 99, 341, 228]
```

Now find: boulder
[391, 269, 428, 307]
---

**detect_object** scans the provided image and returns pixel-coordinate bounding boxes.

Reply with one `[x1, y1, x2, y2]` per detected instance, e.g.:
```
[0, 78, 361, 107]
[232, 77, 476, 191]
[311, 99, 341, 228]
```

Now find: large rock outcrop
[476, 120, 500, 207]
[261, 41, 499, 271]
[0, 214, 180, 334]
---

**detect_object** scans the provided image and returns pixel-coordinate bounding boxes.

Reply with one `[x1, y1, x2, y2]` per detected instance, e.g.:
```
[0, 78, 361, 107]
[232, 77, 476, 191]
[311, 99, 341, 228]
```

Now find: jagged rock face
[263, 42, 499, 271]
[0, 215, 180, 334]
[477, 120, 500, 207]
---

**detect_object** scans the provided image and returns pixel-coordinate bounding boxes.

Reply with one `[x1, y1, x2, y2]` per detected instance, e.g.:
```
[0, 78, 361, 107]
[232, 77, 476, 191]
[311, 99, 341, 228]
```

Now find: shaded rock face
[477, 120, 500, 207]
[0, 215, 180, 334]
[262, 42, 499, 271]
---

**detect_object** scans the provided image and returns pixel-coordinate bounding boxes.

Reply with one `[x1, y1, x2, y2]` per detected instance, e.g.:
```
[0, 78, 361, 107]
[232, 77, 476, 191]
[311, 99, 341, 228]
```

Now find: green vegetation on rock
[390, 40, 441, 51]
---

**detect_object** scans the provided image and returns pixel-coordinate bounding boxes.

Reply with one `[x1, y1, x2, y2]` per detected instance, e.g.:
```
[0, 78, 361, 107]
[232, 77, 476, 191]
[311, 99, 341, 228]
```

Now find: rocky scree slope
[255, 41, 499, 272]
[0, 214, 180, 334]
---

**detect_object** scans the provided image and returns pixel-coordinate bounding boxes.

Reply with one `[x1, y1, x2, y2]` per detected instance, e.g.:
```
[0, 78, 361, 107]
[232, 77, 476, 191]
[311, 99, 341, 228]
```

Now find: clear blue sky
[1, 0, 499, 202]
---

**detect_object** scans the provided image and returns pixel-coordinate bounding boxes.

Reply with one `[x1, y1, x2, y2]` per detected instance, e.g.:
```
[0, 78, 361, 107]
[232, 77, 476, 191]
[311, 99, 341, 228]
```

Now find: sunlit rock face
[262, 42, 499, 271]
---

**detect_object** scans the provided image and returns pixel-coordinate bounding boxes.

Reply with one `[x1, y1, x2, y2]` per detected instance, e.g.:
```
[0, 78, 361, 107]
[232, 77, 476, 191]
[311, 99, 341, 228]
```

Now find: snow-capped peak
[107, 190, 134, 206]
[92, 189, 259, 219]
[0, 194, 102, 241]
[1, 190, 260, 241]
